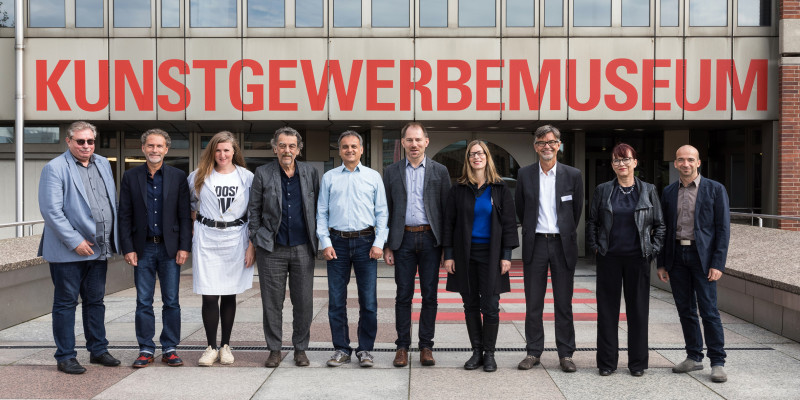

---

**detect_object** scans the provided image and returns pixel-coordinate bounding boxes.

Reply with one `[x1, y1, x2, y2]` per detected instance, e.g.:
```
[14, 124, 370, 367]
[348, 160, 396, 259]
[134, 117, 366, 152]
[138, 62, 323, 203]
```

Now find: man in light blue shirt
[317, 130, 389, 368]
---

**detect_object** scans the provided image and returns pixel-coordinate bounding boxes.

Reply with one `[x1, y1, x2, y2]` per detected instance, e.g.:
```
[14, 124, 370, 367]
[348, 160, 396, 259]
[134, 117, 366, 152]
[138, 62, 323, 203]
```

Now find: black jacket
[586, 177, 666, 259]
[442, 181, 519, 295]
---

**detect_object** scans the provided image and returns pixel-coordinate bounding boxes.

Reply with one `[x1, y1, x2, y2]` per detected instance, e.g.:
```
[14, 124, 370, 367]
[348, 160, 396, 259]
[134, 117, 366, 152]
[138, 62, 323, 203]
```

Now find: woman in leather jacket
[586, 143, 665, 377]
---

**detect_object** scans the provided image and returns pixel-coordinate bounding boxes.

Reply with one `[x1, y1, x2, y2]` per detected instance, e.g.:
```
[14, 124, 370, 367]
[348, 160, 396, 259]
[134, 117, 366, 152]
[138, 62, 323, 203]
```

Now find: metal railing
[729, 212, 800, 228]
[0, 220, 44, 237]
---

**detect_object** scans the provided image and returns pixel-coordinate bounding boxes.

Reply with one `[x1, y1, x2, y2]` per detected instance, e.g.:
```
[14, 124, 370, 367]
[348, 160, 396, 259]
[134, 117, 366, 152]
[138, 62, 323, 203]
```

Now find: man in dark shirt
[248, 127, 320, 368]
[119, 129, 192, 368]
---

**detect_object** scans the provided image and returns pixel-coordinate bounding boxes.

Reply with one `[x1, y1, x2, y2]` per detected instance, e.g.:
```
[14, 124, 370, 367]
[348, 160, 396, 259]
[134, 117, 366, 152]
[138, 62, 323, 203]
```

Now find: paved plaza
[1, 259, 799, 399]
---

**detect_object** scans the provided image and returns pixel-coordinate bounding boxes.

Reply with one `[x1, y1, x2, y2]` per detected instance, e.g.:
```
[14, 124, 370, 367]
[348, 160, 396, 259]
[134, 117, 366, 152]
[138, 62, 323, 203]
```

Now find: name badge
[561, 195, 573, 201]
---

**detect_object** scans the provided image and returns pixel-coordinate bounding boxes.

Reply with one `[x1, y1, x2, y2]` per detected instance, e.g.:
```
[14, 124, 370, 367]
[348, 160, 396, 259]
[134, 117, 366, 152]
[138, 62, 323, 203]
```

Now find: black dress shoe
[57, 358, 86, 374]
[599, 369, 614, 376]
[89, 352, 121, 367]
[631, 370, 644, 377]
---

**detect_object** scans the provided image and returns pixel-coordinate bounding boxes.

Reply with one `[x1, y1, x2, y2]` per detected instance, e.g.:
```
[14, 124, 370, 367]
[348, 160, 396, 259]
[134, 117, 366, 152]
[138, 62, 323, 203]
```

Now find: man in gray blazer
[38, 121, 121, 374]
[515, 125, 584, 373]
[248, 126, 319, 368]
[383, 122, 451, 367]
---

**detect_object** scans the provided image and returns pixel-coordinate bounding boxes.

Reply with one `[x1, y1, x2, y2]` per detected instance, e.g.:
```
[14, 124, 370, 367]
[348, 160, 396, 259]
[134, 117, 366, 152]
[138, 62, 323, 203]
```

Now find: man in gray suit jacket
[38, 121, 121, 374]
[383, 122, 451, 367]
[515, 125, 584, 373]
[248, 127, 319, 368]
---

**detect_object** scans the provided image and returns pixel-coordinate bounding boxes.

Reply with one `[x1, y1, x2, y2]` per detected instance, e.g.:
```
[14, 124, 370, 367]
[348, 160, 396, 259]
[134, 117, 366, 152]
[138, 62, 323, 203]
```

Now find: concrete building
[0, 0, 792, 244]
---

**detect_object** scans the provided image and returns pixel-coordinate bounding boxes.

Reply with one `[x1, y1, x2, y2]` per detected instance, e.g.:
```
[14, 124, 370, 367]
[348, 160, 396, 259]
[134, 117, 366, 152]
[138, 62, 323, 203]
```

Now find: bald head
[675, 145, 701, 183]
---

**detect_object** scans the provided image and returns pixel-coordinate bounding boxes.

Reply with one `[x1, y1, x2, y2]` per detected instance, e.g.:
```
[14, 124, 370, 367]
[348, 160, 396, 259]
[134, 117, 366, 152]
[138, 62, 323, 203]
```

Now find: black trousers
[595, 253, 651, 371]
[460, 243, 500, 324]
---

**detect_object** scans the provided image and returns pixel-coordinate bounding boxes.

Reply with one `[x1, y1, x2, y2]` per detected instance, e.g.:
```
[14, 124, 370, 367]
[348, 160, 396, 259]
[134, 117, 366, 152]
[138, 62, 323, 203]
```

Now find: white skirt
[192, 221, 254, 295]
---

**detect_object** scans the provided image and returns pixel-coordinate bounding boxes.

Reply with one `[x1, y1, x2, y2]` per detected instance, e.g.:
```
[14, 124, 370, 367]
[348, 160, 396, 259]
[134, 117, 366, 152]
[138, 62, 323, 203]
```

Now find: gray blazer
[248, 160, 320, 253]
[383, 157, 451, 250]
[38, 151, 119, 263]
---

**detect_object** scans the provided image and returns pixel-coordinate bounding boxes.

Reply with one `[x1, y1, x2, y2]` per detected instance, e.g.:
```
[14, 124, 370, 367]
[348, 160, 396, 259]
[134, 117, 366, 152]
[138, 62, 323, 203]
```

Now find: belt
[330, 227, 375, 238]
[536, 232, 560, 238]
[145, 236, 163, 243]
[677, 239, 695, 246]
[196, 212, 247, 229]
[405, 225, 431, 232]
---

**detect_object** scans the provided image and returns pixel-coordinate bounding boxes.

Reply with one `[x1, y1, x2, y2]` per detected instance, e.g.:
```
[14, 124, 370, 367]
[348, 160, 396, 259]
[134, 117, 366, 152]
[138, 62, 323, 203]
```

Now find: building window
[506, 0, 533, 27]
[190, 0, 237, 27]
[459, 0, 495, 27]
[621, 0, 648, 26]
[114, 0, 150, 27]
[0, 0, 14, 27]
[738, 0, 770, 27]
[544, 0, 562, 27]
[573, 0, 610, 27]
[249, 0, 284, 27]
[29, 0, 65, 27]
[660, 0, 678, 26]
[689, 0, 726, 26]
[296, 0, 323, 26]
[162, 0, 180, 27]
[76, 0, 103, 27]
[0, 127, 60, 144]
[372, 0, 408, 27]
[420, 0, 446, 27]
[334, 0, 361, 27]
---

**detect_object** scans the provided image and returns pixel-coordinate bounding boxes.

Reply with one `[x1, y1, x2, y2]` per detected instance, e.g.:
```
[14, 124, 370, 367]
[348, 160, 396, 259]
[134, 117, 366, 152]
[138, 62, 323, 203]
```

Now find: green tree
[0, 2, 10, 27]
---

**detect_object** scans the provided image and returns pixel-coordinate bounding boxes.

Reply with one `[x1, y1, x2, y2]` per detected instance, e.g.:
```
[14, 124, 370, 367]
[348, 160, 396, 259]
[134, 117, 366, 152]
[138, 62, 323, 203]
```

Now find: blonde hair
[194, 131, 247, 195]
[456, 140, 502, 186]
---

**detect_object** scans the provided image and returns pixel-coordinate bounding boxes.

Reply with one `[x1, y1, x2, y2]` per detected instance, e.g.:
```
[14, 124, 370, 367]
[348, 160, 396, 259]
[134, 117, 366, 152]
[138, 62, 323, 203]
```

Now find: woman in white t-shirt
[187, 131, 255, 366]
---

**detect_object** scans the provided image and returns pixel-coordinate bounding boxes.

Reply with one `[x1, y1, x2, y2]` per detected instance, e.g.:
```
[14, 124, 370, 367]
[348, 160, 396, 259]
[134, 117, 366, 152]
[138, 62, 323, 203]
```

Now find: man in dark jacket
[248, 127, 320, 368]
[119, 128, 192, 368]
[515, 125, 584, 373]
[657, 145, 730, 383]
[383, 122, 451, 367]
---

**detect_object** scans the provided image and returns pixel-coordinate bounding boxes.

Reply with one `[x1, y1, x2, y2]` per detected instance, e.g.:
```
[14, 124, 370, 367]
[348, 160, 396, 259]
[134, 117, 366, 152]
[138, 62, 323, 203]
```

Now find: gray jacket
[383, 157, 451, 250]
[248, 160, 320, 253]
[586, 177, 666, 259]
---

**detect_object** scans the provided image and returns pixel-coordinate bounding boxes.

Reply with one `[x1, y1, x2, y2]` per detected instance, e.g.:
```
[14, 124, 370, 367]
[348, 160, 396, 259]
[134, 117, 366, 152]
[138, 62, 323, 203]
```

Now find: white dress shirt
[536, 162, 559, 234]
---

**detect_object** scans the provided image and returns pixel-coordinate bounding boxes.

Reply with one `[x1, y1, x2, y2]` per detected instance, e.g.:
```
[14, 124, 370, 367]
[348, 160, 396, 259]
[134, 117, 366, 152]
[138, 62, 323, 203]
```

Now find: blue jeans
[393, 230, 441, 350]
[49, 260, 109, 362]
[134, 242, 182, 354]
[327, 233, 377, 354]
[669, 245, 727, 366]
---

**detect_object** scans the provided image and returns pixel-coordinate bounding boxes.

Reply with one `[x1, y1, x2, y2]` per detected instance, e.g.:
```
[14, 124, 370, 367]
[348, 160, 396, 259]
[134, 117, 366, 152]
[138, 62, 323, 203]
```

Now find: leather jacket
[586, 177, 666, 259]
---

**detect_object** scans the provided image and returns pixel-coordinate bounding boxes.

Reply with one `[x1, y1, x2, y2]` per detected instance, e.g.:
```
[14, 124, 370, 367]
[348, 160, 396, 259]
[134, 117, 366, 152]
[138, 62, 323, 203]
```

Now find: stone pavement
[1, 259, 799, 399]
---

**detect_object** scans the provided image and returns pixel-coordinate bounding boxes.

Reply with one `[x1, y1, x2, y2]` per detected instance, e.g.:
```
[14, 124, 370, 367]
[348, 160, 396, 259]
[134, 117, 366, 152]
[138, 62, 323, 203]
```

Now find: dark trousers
[669, 245, 726, 366]
[134, 242, 182, 354]
[49, 260, 109, 362]
[595, 253, 650, 371]
[524, 235, 575, 358]
[256, 243, 315, 351]
[327, 233, 378, 354]
[460, 243, 500, 324]
[394, 230, 441, 350]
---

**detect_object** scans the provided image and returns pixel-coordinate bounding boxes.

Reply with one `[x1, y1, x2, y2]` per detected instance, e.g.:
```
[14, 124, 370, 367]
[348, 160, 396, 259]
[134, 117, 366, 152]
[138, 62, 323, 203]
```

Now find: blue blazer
[38, 151, 119, 263]
[658, 176, 730, 273]
[118, 164, 192, 259]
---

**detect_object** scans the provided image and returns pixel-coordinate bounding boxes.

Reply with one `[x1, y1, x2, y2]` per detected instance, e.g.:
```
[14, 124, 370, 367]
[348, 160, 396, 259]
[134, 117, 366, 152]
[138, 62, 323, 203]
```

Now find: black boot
[483, 322, 499, 372]
[464, 312, 483, 370]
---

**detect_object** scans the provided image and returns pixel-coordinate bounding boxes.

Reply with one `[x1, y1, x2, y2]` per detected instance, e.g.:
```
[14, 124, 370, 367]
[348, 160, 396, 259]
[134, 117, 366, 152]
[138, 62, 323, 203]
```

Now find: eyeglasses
[612, 157, 633, 166]
[534, 140, 560, 148]
[468, 151, 486, 159]
[71, 139, 95, 146]
[277, 143, 298, 150]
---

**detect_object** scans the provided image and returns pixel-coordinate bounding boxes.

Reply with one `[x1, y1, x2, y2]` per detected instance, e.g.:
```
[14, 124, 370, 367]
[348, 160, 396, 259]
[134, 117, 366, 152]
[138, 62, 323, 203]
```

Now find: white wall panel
[24, 38, 110, 120]
[654, 37, 684, 120]
[539, 38, 568, 121]
[568, 37, 654, 120]
[684, 37, 732, 120]
[0, 39, 14, 120]
[329, 38, 414, 121]
[415, 38, 502, 121]
[185, 38, 242, 121]
[733, 37, 778, 121]
[110, 39, 157, 120]
[157, 39, 187, 120]
[243, 38, 329, 121]
[501, 38, 540, 121]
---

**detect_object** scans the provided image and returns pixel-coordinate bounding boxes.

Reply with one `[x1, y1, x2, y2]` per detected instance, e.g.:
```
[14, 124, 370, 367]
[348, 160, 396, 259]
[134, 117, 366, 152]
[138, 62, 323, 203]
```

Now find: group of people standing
[37, 120, 730, 384]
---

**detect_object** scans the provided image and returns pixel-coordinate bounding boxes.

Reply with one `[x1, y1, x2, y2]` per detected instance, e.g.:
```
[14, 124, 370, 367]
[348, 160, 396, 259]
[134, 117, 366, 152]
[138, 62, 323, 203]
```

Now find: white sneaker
[198, 346, 218, 367]
[219, 344, 234, 365]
